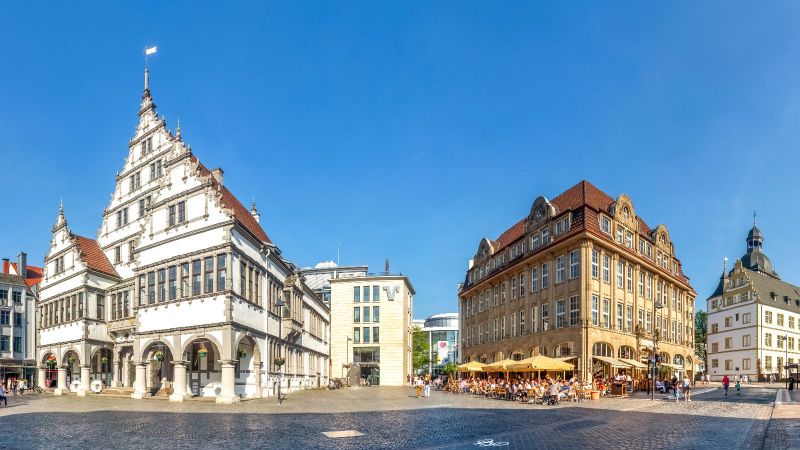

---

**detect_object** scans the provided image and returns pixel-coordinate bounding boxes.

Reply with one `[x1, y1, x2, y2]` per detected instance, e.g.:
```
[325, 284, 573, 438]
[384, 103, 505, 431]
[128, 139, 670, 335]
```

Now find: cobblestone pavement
[0, 385, 776, 449]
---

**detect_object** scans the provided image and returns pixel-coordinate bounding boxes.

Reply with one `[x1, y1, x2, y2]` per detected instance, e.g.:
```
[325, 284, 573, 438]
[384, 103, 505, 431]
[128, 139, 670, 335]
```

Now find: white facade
[0, 267, 36, 384]
[36, 69, 330, 401]
[706, 225, 799, 382]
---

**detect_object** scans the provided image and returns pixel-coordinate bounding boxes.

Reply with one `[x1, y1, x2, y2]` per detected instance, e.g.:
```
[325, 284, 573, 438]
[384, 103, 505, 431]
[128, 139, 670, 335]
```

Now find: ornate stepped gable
[96, 68, 272, 274]
[466, 180, 691, 288]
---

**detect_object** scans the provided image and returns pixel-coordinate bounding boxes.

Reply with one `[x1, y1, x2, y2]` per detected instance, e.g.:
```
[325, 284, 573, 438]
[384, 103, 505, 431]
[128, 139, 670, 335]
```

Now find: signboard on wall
[437, 341, 450, 364]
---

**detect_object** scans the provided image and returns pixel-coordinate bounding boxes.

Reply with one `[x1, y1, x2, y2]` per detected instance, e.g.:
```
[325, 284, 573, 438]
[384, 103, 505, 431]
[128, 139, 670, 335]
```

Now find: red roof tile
[489, 180, 653, 254]
[192, 156, 272, 244]
[10, 263, 43, 288]
[73, 235, 119, 278]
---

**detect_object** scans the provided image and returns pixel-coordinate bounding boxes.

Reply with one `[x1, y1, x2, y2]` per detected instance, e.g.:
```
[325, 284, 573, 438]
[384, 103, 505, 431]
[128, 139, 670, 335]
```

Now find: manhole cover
[323, 430, 364, 438]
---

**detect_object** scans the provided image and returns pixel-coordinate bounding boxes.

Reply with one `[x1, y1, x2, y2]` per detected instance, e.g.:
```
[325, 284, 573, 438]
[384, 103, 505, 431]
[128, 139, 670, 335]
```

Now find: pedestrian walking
[415, 376, 422, 398]
[11, 380, 17, 397]
[683, 377, 691, 402]
[424, 374, 431, 398]
[0, 385, 6, 407]
[736, 379, 741, 396]
[722, 374, 730, 396]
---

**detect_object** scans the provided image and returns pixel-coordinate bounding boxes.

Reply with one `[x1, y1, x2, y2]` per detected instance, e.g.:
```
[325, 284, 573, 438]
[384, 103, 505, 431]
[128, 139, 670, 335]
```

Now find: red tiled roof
[490, 180, 615, 251]
[10, 263, 43, 288]
[472, 180, 692, 290]
[73, 235, 119, 278]
[192, 156, 272, 244]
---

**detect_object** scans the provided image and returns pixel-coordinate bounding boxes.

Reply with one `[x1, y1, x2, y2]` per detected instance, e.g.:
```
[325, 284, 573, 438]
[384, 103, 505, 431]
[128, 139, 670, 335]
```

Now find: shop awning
[619, 358, 648, 369]
[593, 356, 631, 368]
[557, 356, 577, 362]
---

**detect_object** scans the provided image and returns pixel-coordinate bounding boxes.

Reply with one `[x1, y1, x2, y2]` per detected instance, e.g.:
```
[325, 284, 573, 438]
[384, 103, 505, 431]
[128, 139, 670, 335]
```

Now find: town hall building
[36, 68, 330, 402]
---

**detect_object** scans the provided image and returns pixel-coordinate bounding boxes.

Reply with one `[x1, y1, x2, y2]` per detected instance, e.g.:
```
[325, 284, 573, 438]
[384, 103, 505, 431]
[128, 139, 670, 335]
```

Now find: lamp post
[781, 334, 789, 389]
[275, 296, 285, 405]
[651, 300, 664, 402]
[345, 336, 353, 381]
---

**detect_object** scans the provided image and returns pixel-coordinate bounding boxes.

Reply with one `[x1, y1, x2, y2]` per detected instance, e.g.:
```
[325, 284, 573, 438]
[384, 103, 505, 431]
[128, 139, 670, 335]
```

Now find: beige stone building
[330, 273, 414, 386]
[459, 181, 698, 382]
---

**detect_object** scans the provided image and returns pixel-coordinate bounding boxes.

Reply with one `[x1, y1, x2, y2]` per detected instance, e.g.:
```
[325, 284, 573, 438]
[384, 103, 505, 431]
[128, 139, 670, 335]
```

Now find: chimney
[1, 259, 8, 274]
[17, 252, 27, 279]
[211, 168, 224, 186]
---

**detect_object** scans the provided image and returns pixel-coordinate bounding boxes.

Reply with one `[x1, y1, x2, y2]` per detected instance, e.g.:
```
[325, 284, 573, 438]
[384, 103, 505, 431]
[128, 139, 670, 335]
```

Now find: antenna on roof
[753, 210, 757, 227]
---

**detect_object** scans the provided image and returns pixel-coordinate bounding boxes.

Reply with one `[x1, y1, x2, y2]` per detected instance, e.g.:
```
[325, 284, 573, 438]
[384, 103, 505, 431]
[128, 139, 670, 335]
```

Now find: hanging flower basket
[101, 356, 109, 363]
[238, 349, 248, 359]
[197, 344, 208, 358]
[47, 355, 57, 366]
[153, 350, 165, 362]
[68, 356, 77, 364]
[274, 357, 285, 367]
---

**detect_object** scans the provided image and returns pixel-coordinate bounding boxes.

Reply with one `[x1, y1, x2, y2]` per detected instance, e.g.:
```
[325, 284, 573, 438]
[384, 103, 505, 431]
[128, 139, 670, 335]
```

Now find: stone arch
[41, 351, 58, 366]
[618, 345, 636, 360]
[179, 333, 225, 360]
[509, 349, 524, 361]
[235, 335, 263, 397]
[658, 351, 670, 363]
[553, 342, 575, 357]
[592, 342, 613, 357]
[673, 354, 684, 367]
[62, 348, 82, 366]
[464, 356, 472, 363]
[141, 340, 175, 392]
[530, 345, 548, 357]
[139, 338, 179, 363]
[182, 336, 223, 398]
[90, 345, 114, 361]
[479, 354, 488, 364]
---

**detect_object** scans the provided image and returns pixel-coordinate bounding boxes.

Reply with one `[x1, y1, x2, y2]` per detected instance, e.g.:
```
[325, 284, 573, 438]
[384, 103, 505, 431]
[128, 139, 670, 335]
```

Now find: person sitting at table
[547, 382, 561, 405]
[655, 380, 666, 393]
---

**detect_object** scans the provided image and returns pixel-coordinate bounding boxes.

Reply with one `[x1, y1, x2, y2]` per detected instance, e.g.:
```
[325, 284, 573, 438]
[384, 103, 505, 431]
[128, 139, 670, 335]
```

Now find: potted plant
[47, 355, 57, 366]
[100, 356, 109, 364]
[274, 357, 285, 367]
[238, 349, 248, 359]
[197, 344, 208, 358]
[153, 350, 165, 362]
[68, 355, 77, 364]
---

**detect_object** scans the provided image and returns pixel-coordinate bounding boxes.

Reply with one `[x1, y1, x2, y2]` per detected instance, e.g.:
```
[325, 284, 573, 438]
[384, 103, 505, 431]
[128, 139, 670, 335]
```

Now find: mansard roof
[193, 157, 272, 245]
[73, 235, 119, 278]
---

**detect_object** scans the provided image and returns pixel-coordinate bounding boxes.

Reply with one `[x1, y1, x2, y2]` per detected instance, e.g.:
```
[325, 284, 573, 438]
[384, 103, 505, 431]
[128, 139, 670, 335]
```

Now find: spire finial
[723, 257, 728, 274]
[59, 197, 63, 213]
[753, 210, 757, 227]
[176, 116, 181, 138]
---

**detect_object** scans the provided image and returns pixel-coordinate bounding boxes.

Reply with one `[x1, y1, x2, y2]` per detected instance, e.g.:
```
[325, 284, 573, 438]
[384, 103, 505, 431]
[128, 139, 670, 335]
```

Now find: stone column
[37, 366, 46, 390]
[54, 366, 68, 395]
[169, 361, 188, 402]
[110, 360, 121, 388]
[255, 362, 263, 398]
[77, 365, 91, 396]
[122, 357, 130, 387]
[131, 363, 148, 399]
[216, 360, 240, 404]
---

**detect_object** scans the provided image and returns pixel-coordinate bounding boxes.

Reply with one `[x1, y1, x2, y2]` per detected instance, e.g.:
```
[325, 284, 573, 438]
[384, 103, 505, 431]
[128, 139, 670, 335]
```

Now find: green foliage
[659, 364, 674, 379]
[441, 362, 459, 377]
[695, 310, 708, 370]
[412, 326, 430, 373]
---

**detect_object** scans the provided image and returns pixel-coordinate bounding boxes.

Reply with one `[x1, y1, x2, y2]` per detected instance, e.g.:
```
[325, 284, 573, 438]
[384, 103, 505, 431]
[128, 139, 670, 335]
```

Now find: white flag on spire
[145, 46, 158, 55]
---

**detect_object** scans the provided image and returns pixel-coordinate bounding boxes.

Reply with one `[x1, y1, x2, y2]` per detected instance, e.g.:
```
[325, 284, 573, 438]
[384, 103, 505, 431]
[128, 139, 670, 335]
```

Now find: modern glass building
[416, 313, 459, 378]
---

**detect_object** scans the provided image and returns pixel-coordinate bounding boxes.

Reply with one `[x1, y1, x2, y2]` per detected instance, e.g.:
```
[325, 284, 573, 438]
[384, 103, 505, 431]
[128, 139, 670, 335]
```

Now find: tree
[412, 326, 430, 374]
[695, 310, 708, 373]
[441, 362, 459, 377]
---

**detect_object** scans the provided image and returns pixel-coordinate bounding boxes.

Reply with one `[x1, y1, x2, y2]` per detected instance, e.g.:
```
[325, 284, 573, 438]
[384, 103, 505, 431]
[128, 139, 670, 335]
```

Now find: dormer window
[599, 215, 611, 234]
[541, 228, 550, 245]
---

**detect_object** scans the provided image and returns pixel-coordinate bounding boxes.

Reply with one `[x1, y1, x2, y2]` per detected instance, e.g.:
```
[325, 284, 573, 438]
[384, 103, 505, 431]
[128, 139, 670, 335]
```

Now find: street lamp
[275, 296, 285, 404]
[344, 336, 353, 379]
[780, 334, 789, 388]
[651, 301, 664, 402]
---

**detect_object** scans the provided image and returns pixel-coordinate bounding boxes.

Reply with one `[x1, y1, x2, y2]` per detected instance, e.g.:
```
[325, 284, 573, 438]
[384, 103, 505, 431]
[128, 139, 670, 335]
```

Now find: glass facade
[418, 314, 460, 378]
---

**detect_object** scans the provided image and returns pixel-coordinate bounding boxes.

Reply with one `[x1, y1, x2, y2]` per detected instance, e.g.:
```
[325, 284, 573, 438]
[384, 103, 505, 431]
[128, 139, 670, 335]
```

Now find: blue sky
[1, 2, 799, 318]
